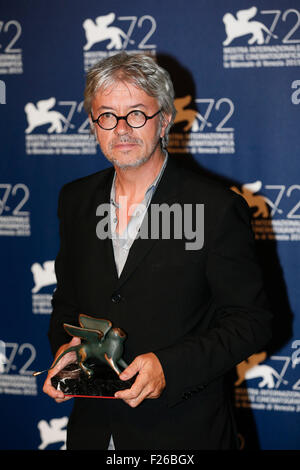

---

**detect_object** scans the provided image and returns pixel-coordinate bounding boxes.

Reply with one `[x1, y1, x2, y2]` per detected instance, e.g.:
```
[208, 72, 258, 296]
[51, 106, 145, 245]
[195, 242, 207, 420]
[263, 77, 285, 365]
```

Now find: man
[43, 52, 272, 450]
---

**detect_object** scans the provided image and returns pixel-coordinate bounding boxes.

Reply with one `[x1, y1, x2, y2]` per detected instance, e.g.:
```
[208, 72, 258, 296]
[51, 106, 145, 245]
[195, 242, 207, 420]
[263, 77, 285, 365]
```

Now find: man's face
[91, 80, 170, 169]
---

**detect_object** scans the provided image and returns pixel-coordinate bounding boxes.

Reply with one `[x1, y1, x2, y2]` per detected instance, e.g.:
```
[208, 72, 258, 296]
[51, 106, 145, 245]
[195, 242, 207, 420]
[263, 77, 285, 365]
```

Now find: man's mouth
[110, 138, 142, 150]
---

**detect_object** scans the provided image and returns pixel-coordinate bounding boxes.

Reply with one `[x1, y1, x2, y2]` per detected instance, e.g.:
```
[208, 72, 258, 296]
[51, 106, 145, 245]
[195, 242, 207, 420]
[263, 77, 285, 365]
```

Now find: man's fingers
[42, 336, 81, 402]
[43, 375, 64, 400]
[116, 382, 152, 408]
[115, 370, 162, 406]
[54, 395, 73, 403]
[42, 368, 74, 403]
[119, 358, 140, 381]
[115, 353, 166, 407]
[120, 381, 161, 407]
[115, 373, 146, 401]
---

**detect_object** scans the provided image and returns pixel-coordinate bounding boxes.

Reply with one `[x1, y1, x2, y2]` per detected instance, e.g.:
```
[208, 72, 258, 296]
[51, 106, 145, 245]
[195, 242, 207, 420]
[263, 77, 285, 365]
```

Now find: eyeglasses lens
[126, 111, 146, 127]
[98, 114, 117, 130]
[98, 111, 147, 130]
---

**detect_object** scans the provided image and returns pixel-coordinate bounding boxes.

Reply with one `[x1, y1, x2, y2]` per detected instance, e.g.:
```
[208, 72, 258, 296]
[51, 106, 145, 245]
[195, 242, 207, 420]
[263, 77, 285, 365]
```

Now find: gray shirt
[110, 153, 168, 277]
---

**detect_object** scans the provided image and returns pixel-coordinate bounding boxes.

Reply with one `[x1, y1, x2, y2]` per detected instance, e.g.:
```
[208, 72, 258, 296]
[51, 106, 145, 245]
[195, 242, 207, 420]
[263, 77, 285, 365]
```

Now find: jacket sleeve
[155, 194, 273, 407]
[48, 186, 79, 356]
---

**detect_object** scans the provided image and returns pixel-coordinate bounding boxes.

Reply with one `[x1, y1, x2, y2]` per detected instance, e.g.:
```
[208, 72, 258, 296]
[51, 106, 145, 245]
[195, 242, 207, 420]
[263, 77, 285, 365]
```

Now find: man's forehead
[101, 80, 139, 94]
[93, 80, 156, 105]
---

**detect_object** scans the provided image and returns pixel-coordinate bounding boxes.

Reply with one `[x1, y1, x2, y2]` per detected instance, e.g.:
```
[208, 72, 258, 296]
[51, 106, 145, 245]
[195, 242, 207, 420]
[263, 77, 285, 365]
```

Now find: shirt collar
[110, 152, 168, 208]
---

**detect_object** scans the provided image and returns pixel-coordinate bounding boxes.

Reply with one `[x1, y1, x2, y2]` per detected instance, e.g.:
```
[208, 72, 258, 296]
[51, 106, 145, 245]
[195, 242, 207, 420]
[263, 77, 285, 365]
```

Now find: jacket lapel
[93, 167, 119, 283]
[115, 157, 181, 289]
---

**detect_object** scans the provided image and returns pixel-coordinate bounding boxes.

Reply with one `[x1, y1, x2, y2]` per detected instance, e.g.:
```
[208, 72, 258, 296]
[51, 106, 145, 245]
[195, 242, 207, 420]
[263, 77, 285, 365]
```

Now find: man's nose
[114, 118, 132, 135]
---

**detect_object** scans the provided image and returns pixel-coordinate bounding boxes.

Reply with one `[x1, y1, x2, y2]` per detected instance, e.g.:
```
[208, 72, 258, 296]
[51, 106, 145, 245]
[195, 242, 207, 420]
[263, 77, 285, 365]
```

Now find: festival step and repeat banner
[0, 0, 299, 450]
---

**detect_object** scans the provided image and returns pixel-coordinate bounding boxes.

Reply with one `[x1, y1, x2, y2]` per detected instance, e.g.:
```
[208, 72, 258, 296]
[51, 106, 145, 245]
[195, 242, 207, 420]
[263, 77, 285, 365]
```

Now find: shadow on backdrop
[157, 53, 294, 450]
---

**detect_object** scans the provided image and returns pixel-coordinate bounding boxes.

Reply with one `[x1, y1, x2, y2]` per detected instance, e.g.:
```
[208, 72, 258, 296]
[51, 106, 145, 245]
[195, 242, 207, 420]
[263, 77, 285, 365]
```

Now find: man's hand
[42, 336, 81, 403]
[114, 353, 166, 407]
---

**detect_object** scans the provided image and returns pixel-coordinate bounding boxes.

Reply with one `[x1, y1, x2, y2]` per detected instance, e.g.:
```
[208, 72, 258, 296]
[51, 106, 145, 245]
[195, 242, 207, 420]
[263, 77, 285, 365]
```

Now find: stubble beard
[101, 126, 162, 170]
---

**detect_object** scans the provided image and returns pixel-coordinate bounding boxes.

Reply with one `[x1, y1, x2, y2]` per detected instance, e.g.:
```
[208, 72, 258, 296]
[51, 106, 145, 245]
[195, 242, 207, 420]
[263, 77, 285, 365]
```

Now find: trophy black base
[51, 362, 135, 398]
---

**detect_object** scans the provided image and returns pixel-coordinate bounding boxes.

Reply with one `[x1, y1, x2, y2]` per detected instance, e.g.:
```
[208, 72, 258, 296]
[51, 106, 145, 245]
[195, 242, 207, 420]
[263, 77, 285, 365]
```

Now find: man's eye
[102, 113, 114, 119]
[131, 110, 143, 117]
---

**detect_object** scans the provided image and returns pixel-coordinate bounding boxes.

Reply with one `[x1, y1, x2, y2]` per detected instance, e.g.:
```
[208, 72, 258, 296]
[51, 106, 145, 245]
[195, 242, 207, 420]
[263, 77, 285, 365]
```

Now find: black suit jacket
[48, 156, 272, 450]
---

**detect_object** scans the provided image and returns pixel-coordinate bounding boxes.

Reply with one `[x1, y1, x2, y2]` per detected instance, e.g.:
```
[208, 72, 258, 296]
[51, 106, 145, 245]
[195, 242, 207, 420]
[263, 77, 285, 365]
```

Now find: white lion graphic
[174, 95, 212, 132]
[83, 13, 133, 51]
[25, 97, 74, 134]
[31, 261, 56, 294]
[37, 417, 68, 450]
[223, 6, 278, 46]
[231, 181, 269, 218]
[235, 352, 288, 389]
[231, 180, 285, 218]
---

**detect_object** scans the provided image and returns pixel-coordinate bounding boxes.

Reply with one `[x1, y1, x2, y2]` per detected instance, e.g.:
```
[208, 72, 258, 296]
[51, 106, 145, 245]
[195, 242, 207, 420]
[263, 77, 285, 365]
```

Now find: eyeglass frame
[90, 108, 162, 130]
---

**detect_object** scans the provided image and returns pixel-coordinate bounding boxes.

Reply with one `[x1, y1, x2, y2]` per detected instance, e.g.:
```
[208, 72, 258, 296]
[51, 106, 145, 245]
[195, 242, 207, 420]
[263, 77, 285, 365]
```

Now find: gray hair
[84, 52, 176, 148]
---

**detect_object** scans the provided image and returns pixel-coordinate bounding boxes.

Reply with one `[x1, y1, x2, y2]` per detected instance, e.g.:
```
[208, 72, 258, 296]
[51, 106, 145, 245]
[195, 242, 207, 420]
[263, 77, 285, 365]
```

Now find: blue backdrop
[0, 0, 299, 450]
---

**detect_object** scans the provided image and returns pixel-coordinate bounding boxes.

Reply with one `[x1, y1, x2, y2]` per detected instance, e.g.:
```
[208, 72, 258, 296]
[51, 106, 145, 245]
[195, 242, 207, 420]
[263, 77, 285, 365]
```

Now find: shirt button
[111, 293, 122, 303]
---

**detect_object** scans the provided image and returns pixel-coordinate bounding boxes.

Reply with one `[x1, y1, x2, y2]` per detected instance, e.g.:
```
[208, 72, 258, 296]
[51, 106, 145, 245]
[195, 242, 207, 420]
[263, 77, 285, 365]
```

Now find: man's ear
[160, 113, 172, 139]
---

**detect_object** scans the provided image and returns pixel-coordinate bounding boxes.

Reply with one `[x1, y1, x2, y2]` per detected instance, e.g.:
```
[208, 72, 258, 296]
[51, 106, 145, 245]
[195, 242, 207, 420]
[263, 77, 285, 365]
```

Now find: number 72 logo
[0, 184, 29, 216]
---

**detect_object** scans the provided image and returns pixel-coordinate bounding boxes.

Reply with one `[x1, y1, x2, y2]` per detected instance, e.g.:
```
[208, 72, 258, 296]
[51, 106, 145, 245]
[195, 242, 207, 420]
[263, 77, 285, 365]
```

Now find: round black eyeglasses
[91, 109, 161, 130]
